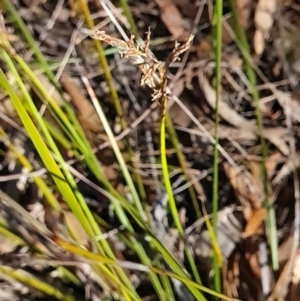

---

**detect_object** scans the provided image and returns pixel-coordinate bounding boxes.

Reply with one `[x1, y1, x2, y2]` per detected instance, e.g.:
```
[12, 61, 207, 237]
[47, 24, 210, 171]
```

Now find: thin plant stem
[211, 0, 223, 293]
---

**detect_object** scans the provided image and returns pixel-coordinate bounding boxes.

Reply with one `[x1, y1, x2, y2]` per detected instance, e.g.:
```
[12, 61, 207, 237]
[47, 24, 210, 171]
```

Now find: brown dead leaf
[227, 246, 263, 300]
[60, 72, 103, 133]
[224, 160, 270, 238]
[154, 0, 190, 40]
[223, 162, 263, 215]
[225, 252, 240, 298]
[254, 0, 276, 56]
[244, 239, 261, 278]
[289, 252, 300, 300]
[278, 235, 293, 264]
[243, 208, 266, 238]
[288, 280, 300, 301]
[271, 245, 299, 301]
[266, 152, 284, 179]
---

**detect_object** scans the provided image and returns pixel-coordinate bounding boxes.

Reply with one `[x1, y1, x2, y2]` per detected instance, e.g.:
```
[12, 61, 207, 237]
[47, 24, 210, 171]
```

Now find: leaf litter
[0, 0, 300, 300]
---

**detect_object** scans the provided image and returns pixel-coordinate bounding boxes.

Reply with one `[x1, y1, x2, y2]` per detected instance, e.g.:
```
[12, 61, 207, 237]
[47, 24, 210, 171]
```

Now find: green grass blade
[211, 0, 223, 292]
[0, 266, 75, 301]
[165, 114, 202, 285]
[0, 69, 95, 239]
[82, 77, 147, 221]
[228, 0, 278, 271]
[118, 0, 139, 37]
[0, 127, 60, 211]
[149, 235, 207, 301]
[2, 0, 55, 80]
[160, 111, 183, 234]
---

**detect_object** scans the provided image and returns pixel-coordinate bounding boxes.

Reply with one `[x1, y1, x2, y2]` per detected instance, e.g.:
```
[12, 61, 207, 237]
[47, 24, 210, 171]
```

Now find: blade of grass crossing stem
[148, 236, 207, 301]
[159, 103, 206, 299]
[55, 236, 232, 301]
[3, 0, 106, 172]
[58, 235, 206, 301]
[211, 0, 223, 292]
[58, 229, 170, 301]
[0, 266, 75, 301]
[12, 47, 163, 300]
[2, 0, 112, 187]
[0, 68, 96, 240]
[75, 0, 147, 202]
[118, 0, 139, 37]
[0, 55, 141, 297]
[4, 0, 145, 212]
[75, 0, 122, 122]
[9, 37, 145, 232]
[229, 0, 278, 270]
[3, 4, 184, 300]
[160, 108, 183, 234]
[82, 76, 146, 221]
[82, 79, 172, 301]
[150, 264, 235, 301]
[0, 128, 60, 211]
[165, 114, 202, 285]
[7, 0, 146, 230]
[2, 0, 55, 80]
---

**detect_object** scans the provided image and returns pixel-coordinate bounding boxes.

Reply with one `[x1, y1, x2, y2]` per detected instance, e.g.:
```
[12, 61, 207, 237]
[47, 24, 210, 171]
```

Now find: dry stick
[38, 0, 65, 42]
